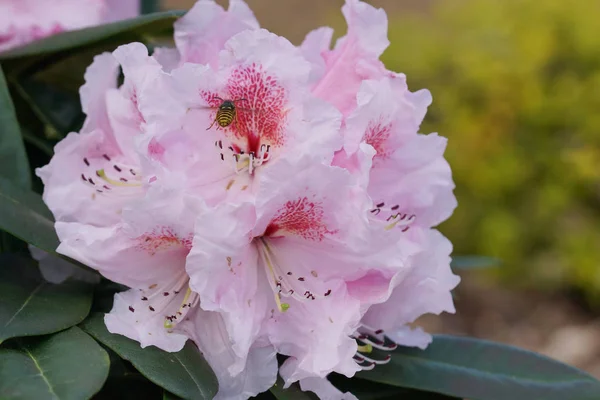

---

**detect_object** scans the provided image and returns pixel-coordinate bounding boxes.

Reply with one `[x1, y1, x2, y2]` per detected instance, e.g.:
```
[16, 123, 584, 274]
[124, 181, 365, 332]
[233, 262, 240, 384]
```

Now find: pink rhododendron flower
[37, 40, 281, 399]
[152, 0, 260, 73]
[303, 0, 390, 116]
[37, 0, 460, 399]
[141, 28, 341, 206]
[186, 153, 404, 387]
[335, 76, 459, 352]
[0, 0, 140, 53]
[37, 43, 201, 352]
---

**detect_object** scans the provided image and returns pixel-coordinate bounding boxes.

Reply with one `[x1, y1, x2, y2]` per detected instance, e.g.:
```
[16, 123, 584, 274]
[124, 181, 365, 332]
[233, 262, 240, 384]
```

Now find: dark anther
[287, 272, 292, 275]
[96, 189, 103, 193]
[83, 158, 90, 166]
[149, 306, 155, 311]
[130, 169, 136, 176]
[163, 292, 169, 296]
[88, 178, 95, 185]
[324, 289, 331, 296]
[103, 154, 111, 161]
[220, 153, 224, 161]
[120, 177, 128, 182]
[129, 306, 135, 312]
[376, 202, 385, 208]
[103, 185, 110, 190]
[114, 165, 122, 172]
[141, 296, 148, 301]
[375, 329, 384, 335]
[298, 277, 305, 281]
[81, 174, 87, 181]
[391, 205, 399, 210]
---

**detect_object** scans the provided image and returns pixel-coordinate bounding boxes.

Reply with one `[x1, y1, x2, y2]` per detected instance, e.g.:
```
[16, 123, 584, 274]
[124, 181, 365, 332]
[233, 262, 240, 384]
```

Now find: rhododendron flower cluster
[0, 0, 140, 52]
[37, 0, 459, 398]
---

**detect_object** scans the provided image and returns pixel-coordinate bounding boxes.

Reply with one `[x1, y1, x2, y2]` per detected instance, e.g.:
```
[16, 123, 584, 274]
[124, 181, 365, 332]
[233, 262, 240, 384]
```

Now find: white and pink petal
[174, 0, 259, 69]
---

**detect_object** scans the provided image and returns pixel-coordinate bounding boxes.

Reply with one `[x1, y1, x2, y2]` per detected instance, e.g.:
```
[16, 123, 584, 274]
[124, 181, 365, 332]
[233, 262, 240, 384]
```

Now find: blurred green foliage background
[165, 0, 600, 302]
[382, 0, 600, 302]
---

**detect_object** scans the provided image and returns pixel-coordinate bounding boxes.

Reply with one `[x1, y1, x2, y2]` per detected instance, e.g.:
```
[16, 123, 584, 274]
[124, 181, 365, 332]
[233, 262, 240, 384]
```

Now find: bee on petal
[205, 97, 250, 131]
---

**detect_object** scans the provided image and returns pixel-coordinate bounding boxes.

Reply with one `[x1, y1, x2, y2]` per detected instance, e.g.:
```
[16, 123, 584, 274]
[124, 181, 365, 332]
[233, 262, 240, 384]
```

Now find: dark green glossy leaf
[358, 334, 600, 400]
[0, 176, 59, 254]
[142, 0, 161, 14]
[0, 11, 183, 61]
[2, 12, 182, 96]
[163, 390, 182, 400]
[0, 327, 109, 400]
[0, 254, 93, 343]
[330, 374, 459, 400]
[269, 377, 317, 400]
[451, 255, 501, 270]
[0, 66, 30, 189]
[80, 313, 218, 400]
[11, 79, 82, 138]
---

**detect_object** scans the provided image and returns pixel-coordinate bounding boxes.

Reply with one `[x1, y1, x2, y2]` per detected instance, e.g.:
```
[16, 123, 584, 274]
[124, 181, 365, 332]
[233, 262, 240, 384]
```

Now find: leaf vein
[3, 282, 46, 329]
[23, 346, 59, 400]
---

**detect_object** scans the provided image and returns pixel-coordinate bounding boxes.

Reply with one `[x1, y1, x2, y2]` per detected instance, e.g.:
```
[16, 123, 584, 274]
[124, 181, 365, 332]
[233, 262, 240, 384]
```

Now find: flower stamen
[258, 238, 331, 312]
[163, 286, 199, 329]
[370, 202, 416, 231]
[352, 325, 396, 370]
[96, 169, 143, 187]
[216, 139, 271, 175]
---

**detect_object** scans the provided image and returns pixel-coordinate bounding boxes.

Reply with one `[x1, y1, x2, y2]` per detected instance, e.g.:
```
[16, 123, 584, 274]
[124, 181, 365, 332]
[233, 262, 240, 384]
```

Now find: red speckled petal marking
[201, 63, 289, 154]
[365, 119, 392, 160]
[136, 227, 193, 255]
[228, 63, 288, 147]
[265, 197, 337, 241]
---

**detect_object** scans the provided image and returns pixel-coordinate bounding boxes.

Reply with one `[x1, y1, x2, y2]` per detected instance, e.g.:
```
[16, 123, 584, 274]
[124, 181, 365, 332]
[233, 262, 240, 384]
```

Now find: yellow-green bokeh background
[164, 0, 600, 303]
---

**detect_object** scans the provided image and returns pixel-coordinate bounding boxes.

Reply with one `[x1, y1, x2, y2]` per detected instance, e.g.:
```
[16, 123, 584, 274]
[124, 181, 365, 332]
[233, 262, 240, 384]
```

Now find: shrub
[383, 0, 600, 301]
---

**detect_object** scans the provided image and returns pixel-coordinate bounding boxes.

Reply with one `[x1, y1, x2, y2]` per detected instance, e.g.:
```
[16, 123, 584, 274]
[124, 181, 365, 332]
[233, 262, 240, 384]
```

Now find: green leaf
[0, 11, 183, 61]
[0, 176, 59, 254]
[329, 374, 459, 400]
[142, 0, 161, 14]
[0, 254, 93, 343]
[163, 390, 182, 400]
[269, 377, 317, 400]
[0, 66, 31, 189]
[10, 78, 82, 138]
[451, 255, 501, 270]
[358, 334, 600, 400]
[80, 313, 218, 400]
[0, 327, 109, 400]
